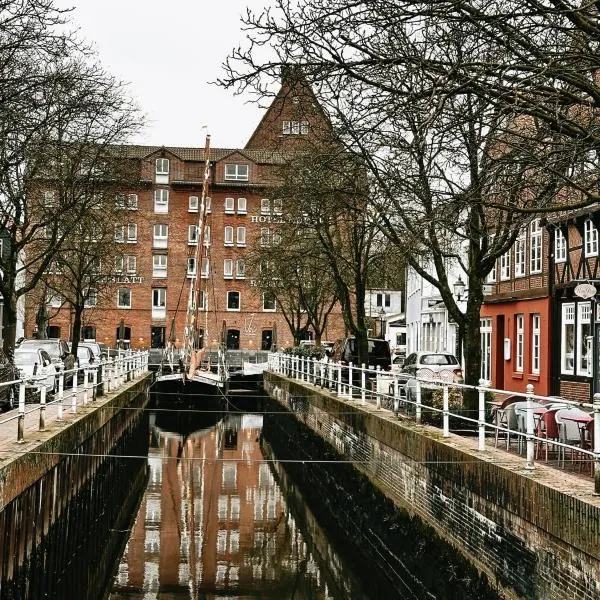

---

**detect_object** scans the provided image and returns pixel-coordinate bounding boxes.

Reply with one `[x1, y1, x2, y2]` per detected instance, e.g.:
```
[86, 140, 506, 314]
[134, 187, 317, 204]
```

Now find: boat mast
[186, 134, 211, 372]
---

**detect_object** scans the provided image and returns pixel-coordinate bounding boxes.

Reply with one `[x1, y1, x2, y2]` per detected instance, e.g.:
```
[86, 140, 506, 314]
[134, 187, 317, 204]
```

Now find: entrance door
[151, 326, 166, 348]
[115, 325, 131, 349]
[226, 329, 240, 350]
[261, 330, 273, 351]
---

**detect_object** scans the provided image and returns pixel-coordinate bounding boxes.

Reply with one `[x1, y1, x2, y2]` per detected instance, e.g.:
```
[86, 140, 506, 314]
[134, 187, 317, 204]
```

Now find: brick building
[27, 73, 346, 350]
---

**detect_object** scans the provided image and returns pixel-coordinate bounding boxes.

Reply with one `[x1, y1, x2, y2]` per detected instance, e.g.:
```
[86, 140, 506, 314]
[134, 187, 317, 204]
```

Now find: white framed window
[561, 303, 575, 374]
[114, 256, 123, 272]
[224, 197, 235, 214]
[291, 121, 300, 134]
[514, 232, 526, 277]
[205, 197, 211, 213]
[531, 314, 541, 375]
[115, 226, 124, 243]
[152, 288, 166, 318]
[237, 197, 247, 214]
[260, 228, 270, 246]
[584, 219, 598, 257]
[261, 198, 270, 215]
[48, 294, 62, 308]
[43, 190, 55, 207]
[282, 121, 291, 135]
[125, 255, 137, 274]
[227, 291, 240, 311]
[188, 196, 198, 212]
[530, 219, 542, 273]
[224, 226, 234, 246]
[263, 293, 276, 311]
[300, 120, 309, 134]
[154, 189, 169, 213]
[235, 259, 245, 278]
[201, 257, 209, 278]
[515, 314, 524, 372]
[500, 249, 510, 280]
[127, 194, 138, 210]
[126, 223, 137, 243]
[153, 254, 167, 278]
[198, 289, 206, 310]
[155, 158, 169, 175]
[273, 198, 283, 215]
[480, 318, 492, 382]
[224, 164, 248, 181]
[555, 228, 567, 263]
[236, 226, 246, 246]
[117, 288, 131, 309]
[115, 194, 126, 209]
[224, 259, 233, 279]
[187, 257, 196, 277]
[153, 224, 168, 248]
[272, 231, 281, 246]
[577, 302, 592, 376]
[188, 225, 198, 245]
[84, 289, 97, 308]
[204, 225, 211, 246]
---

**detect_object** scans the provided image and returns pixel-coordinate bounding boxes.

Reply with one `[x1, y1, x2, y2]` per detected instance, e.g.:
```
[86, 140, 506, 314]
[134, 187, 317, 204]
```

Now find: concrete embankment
[264, 372, 600, 600]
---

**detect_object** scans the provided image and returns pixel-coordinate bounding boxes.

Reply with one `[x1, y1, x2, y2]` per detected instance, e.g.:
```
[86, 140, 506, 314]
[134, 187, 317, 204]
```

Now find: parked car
[399, 352, 463, 401]
[330, 337, 392, 387]
[18, 339, 76, 385]
[13, 348, 56, 398]
[76, 341, 103, 362]
[0, 349, 19, 411]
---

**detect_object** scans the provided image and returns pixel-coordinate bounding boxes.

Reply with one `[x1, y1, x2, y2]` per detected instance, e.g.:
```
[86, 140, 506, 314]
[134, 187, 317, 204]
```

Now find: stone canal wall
[264, 372, 600, 600]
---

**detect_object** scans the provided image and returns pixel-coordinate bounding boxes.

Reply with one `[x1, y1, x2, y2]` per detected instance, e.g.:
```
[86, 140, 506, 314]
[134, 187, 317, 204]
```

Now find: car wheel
[7, 386, 16, 411]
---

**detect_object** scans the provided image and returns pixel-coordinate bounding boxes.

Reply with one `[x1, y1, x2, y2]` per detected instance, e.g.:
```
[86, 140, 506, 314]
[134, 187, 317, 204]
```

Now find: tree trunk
[71, 303, 83, 357]
[462, 294, 484, 415]
[2, 291, 18, 357]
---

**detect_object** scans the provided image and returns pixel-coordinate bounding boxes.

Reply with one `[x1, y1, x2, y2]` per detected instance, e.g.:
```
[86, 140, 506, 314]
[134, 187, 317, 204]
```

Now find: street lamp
[378, 308, 386, 340]
[453, 276, 466, 301]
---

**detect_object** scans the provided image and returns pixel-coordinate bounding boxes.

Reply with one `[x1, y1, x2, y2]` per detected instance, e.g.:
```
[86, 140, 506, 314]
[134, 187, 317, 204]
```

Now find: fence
[268, 353, 600, 493]
[0, 350, 149, 443]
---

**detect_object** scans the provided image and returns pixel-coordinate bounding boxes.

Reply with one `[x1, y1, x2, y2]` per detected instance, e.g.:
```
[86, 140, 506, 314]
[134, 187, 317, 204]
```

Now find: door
[261, 330, 273, 351]
[151, 326, 166, 349]
[226, 329, 240, 350]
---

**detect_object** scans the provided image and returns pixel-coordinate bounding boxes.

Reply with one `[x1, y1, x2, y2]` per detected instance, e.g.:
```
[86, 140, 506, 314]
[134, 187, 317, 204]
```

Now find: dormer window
[224, 164, 248, 181]
[156, 158, 169, 175]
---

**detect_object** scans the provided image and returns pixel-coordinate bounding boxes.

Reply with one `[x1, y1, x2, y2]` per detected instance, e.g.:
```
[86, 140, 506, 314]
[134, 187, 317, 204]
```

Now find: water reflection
[108, 409, 365, 599]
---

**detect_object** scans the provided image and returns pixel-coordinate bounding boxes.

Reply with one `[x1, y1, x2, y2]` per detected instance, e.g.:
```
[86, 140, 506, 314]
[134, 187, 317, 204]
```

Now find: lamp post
[378, 308, 386, 340]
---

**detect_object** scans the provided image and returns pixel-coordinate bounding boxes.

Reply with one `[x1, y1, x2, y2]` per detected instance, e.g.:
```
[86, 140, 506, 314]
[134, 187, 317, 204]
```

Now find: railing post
[361, 364, 366, 404]
[525, 383, 535, 470]
[443, 383, 450, 437]
[71, 370, 77, 413]
[393, 378, 400, 416]
[57, 372, 64, 421]
[17, 381, 25, 442]
[83, 369, 89, 405]
[348, 362, 353, 399]
[376, 366, 381, 409]
[415, 379, 422, 424]
[92, 368, 98, 401]
[39, 382, 46, 431]
[337, 363, 342, 396]
[594, 393, 600, 494]
[478, 379, 486, 451]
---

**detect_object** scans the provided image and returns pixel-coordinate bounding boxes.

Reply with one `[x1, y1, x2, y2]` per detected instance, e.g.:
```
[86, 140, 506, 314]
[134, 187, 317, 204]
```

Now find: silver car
[399, 352, 463, 400]
[14, 348, 56, 396]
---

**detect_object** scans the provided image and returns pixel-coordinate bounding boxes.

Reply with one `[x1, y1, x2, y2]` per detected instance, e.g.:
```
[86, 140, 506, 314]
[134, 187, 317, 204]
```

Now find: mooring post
[525, 383, 535, 470]
[478, 379, 487, 451]
[594, 393, 600, 494]
[17, 381, 25, 442]
[39, 382, 46, 431]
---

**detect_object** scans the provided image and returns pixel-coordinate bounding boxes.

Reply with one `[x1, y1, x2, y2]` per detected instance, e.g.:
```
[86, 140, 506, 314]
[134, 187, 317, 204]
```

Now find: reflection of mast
[186, 135, 211, 377]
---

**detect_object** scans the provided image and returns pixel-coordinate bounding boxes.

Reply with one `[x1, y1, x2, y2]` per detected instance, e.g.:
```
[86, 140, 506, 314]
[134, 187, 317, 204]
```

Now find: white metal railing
[268, 353, 600, 492]
[0, 350, 149, 442]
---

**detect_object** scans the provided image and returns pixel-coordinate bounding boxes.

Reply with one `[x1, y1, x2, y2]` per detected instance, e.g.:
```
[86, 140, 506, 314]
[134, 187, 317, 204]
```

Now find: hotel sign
[250, 215, 284, 224]
[110, 275, 143, 284]
[574, 282, 596, 300]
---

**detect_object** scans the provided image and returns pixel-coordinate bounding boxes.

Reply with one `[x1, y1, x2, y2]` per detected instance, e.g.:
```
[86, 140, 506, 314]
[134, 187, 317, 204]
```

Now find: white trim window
[84, 289, 98, 308]
[555, 228, 567, 263]
[237, 197, 247, 214]
[486, 236, 496, 282]
[125, 255, 136, 274]
[153, 224, 168, 249]
[500, 249, 511, 281]
[515, 314, 524, 372]
[273, 198, 283, 215]
[561, 303, 575, 374]
[187, 257, 196, 277]
[155, 158, 169, 175]
[115, 225, 125, 243]
[261, 198, 270, 215]
[201, 257, 209, 278]
[260, 228, 270, 246]
[188, 225, 198, 245]
[227, 291, 241, 311]
[153, 254, 167, 278]
[114, 256, 124, 273]
[514, 232, 526, 277]
[530, 219, 542, 273]
[263, 293, 276, 311]
[224, 197, 235, 214]
[154, 189, 168, 213]
[152, 288, 166, 318]
[198, 289, 206, 310]
[204, 225, 211, 246]
[480, 318, 492, 382]
[224, 164, 248, 181]
[235, 259, 245, 278]
[584, 219, 598, 257]
[117, 288, 132, 309]
[43, 191, 55, 207]
[188, 196, 198, 212]
[127, 194, 138, 210]
[224, 226, 234, 246]
[577, 302, 592, 376]
[531, 314, 541, 375]
[224, 259, 233, 279]
[236, 226, 246, 246]
[126, 223, 137, 243]
[205, 197, 211, 213]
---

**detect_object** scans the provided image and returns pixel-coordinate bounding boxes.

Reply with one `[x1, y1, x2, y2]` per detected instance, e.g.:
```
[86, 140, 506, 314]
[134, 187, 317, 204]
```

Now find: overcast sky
[57, 0, 270, 149]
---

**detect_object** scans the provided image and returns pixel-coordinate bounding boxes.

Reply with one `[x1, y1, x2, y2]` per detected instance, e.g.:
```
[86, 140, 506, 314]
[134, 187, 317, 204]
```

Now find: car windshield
[420, 354, 458, 366]
[28, 341, 59, 358]
[14, 351, 39, 365]
[348, 339, 390, 357]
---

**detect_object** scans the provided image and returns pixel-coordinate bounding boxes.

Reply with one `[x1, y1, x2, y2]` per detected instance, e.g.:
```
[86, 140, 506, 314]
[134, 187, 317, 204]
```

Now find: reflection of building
[110, 414, 332, 596]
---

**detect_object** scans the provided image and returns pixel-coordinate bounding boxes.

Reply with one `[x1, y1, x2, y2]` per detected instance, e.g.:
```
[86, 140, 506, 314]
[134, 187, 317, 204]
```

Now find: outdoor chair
[554, 408, 589, 468]
[513, 400, 547, 454]
[494, 395, 522, 449]
[535, 408, 561, 462]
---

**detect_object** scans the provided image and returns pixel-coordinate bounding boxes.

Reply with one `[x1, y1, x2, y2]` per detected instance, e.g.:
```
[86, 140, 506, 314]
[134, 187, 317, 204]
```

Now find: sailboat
[156, 135, 229, 390]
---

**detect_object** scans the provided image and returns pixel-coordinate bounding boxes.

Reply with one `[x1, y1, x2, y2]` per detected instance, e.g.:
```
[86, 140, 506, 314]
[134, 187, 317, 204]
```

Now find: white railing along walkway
[267, 353, 600, 492]
[0, 350, 149, 443]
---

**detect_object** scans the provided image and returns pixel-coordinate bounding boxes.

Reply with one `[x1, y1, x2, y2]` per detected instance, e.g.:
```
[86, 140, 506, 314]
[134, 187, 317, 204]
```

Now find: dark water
[107, 396, 371, 599]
